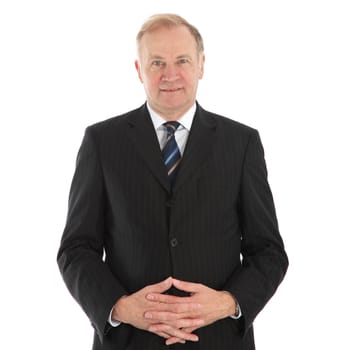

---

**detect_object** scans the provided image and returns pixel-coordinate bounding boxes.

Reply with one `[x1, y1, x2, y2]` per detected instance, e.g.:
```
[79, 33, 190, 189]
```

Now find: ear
[198, 54, 205, 79]
[135, 60, 143, 83]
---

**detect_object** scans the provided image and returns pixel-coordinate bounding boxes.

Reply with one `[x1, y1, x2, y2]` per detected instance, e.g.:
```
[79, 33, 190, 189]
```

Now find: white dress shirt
[147, 102, 196, 156]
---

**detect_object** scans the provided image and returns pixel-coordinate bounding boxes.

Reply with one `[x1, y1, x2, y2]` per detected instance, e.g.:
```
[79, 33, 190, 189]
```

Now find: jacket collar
[127, 102, 217, 195]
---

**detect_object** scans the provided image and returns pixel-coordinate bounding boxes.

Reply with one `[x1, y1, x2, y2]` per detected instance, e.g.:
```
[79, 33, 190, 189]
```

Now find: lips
[160, 87, 182, 92]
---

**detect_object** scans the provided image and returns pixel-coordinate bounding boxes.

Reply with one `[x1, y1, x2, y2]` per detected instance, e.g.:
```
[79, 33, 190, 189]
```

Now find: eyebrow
[148, 54, 192, 60]
[149, 55, 164, 60]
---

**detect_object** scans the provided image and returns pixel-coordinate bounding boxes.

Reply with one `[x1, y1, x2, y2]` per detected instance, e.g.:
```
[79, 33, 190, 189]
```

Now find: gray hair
[136, 13, 204, 56]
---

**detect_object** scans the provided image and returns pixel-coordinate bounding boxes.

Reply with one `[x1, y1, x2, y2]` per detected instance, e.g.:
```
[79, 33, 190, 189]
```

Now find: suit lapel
[127, 105, 171, 194]
[173, 105, 217, 194]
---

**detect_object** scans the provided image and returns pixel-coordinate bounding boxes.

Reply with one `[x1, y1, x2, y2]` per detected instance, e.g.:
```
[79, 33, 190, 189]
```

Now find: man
[57, 13, 288, 350]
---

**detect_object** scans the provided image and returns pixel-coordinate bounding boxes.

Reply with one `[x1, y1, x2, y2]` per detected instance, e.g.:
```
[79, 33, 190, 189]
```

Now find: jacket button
[170, 238, 178, 247]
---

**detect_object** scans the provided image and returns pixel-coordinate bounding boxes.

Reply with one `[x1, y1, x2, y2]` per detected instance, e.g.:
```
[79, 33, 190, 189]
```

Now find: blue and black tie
[162, 121, 181, 187]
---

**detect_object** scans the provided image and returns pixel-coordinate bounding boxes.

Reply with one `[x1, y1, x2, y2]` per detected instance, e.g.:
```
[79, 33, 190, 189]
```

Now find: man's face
[135, 25, 205, 120]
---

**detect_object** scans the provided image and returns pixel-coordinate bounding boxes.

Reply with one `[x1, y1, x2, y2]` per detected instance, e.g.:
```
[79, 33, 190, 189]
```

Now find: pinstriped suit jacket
[57, 103, 288, 350]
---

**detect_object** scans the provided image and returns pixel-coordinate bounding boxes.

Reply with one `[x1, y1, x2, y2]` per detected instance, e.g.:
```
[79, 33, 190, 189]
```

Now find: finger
[153, 331, 186, 345]
[172, 279, 202, 293]
[148, 324, 199, 342]
[145, 311, 204, 328]
[146, 293, 192, 304]
[145, 310, 179, 322]
[182, 326, 198, 334]
[147, 277, 173, 294]
[166, 337, 186, 345]
[154, 331, 170, 339]
[173, 318, 204, 329]
[145, 310, 179, 321]
[145, 299, 200, 314]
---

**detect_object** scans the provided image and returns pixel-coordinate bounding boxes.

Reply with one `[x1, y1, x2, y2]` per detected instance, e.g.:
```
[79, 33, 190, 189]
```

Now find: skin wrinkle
[135, 25, 204, 121]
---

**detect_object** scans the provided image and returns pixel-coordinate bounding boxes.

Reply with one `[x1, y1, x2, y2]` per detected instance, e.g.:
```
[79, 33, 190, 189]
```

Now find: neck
[148, 103, 195, 121]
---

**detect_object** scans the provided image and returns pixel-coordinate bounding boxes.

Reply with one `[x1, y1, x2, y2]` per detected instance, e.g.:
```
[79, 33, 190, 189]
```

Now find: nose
[161, 63, 179, 82]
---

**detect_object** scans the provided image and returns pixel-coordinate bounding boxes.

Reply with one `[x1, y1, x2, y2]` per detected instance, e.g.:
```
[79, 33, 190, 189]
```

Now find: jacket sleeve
[224, 129, 288, 336]
[57, 127, 127, 342]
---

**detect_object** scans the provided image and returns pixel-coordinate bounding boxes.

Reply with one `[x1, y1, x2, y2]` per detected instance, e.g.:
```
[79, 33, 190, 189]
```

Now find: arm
[223, 129, 289, 334]
[57, 127, 127, 342]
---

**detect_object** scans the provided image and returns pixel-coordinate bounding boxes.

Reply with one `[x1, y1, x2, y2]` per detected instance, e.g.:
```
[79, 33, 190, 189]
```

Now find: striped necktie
[162, 121, 181, 186]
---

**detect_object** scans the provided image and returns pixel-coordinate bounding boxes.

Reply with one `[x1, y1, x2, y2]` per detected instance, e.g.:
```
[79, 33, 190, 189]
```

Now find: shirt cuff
[108, 307, 121, 327]
[230, 301, 242, 319]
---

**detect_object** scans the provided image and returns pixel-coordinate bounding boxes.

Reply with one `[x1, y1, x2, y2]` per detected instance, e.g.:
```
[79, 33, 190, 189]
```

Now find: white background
[1, 1, 349, 349]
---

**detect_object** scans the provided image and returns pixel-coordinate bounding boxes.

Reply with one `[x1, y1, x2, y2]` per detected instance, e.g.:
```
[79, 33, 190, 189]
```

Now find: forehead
[139, 25, 198, 57]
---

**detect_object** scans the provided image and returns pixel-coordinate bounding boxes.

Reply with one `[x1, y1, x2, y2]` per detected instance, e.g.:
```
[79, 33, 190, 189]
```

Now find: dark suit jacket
[57, 103, 288, 350]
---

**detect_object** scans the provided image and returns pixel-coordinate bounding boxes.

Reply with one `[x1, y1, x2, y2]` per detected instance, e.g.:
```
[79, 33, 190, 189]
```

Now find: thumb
[172, 279, 201, 293]
[148, 276, 173, 293]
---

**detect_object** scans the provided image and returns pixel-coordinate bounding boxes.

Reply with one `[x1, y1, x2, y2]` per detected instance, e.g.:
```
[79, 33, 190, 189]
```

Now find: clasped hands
[112, 277, 236, 346]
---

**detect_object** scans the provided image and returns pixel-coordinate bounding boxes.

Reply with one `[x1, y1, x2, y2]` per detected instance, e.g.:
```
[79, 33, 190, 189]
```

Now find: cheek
[182, 69, 200, 85]
[144, 76, 161, 93]
[183, 76, 198, 90]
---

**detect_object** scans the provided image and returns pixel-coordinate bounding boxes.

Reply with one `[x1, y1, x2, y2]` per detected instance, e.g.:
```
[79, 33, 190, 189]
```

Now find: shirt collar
[147, 102, 196, 131]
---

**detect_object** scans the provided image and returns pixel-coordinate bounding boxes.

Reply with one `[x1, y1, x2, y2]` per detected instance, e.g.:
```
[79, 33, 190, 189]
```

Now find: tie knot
[164, 121, 180, 135]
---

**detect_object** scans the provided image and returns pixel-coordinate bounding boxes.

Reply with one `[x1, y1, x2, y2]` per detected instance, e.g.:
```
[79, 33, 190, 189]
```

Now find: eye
[177, 58, 190, 65]
[151, 60, 164, 67]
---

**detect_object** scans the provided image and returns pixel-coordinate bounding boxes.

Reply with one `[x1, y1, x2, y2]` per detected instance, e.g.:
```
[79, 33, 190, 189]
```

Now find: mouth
[160, 87, 183, 93]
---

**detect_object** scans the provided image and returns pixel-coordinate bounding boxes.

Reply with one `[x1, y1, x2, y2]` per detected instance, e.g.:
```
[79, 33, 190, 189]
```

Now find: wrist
[112, 295, 128, 323]
[221, 291, 237, 317]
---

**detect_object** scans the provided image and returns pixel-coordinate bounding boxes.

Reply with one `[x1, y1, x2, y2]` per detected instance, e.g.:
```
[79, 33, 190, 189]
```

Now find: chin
[161, 97, 187, 108]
